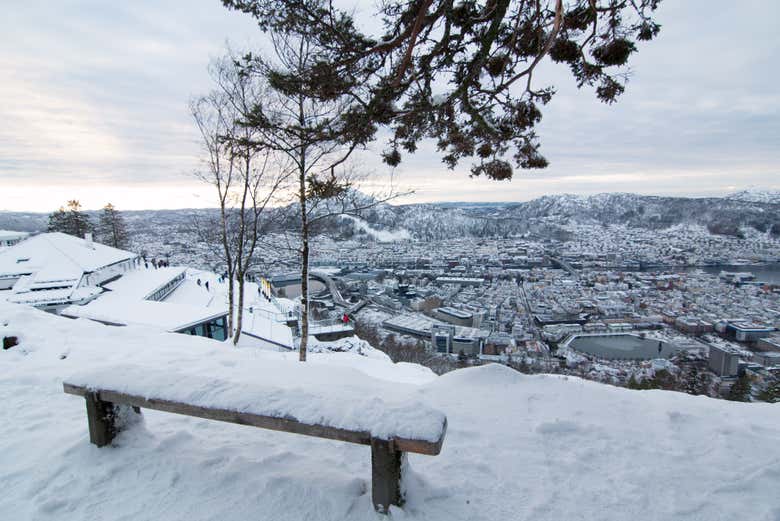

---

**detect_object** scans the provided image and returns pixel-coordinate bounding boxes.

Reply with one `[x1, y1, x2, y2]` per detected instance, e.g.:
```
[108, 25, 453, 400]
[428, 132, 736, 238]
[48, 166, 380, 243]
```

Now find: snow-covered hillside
[728, 189, 780, 205]
[2, 190, 778, 243]
[2, 302, 779, 520]
[494, 192, 780, 233]
[339, 215, 411, 242]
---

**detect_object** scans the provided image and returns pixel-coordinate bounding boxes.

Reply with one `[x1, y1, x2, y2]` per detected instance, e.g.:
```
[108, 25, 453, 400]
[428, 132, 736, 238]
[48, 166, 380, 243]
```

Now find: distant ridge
[1, 191, 778, 240]
[726, 189, 780, 205]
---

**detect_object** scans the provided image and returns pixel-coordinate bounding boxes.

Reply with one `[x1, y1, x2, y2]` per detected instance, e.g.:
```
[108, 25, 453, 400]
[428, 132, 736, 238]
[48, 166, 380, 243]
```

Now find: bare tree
[237, 32, 403, 361]
[191, 53, 287, 345]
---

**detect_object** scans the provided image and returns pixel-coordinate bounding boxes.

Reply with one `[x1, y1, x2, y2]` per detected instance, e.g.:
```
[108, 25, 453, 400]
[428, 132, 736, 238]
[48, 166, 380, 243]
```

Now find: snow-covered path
[2, 302, 779, 520]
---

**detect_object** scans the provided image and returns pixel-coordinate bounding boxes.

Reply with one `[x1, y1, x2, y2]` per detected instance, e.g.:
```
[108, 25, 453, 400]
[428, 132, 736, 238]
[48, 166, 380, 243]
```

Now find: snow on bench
[63, 365, 447, 513]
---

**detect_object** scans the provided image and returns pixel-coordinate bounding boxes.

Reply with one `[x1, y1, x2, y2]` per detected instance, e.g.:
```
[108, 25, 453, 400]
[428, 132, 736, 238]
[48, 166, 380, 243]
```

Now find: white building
[62, 266, 230, 342]
[0, 232, 139, 312]
[0, 230, 29, 248]
[0, 232, 330, 347]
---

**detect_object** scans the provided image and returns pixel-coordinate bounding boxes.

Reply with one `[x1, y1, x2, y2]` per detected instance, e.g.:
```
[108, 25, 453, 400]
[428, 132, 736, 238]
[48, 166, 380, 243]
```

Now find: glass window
[209, 317, 227, 341]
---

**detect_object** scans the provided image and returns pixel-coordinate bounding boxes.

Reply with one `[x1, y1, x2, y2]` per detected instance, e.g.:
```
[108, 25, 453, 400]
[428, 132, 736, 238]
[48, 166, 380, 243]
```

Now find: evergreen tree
[517, 357, 531, 374]
[686, 366, 700, 395]
[653, 369, 680, 391]
[626, 374, 642, 390]
[727, 374, 752, 402]
[234, 32, 396, 361]
[222, 0, 663, 180]
[757, 380, 780, 403]
[690, 366, 715, 397]
[47, 200, 93, 237]
[66, 200, 92, 238]
[47, 206, 67, 232]
[98, 203, 130, 249]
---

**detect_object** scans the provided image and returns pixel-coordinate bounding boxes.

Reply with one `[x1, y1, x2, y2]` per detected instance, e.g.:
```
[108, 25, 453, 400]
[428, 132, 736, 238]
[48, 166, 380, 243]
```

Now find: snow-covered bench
[63, 366, 447, 513]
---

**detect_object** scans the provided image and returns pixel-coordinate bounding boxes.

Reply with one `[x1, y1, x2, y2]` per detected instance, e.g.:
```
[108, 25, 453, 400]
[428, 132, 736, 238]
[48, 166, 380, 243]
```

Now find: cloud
[0, 0, 260, 196]
[0, 181, 216, 212]
[1, 0, 778, 210]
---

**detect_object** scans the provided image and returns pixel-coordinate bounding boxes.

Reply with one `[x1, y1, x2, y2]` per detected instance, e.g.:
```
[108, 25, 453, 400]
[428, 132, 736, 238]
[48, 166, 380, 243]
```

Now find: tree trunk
[233, 271, 245, 345]
[222, 212, 235, 341]
[297, 80, 309, 363]
[232, 145, 252, 346]
[227, 273, 235, 340]
[299, 172, 309, 362]
[233, 239, 245, 347]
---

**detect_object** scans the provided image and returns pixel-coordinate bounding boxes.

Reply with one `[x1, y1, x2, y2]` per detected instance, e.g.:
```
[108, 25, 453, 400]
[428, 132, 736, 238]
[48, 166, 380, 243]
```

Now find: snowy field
[2, 301, 780, 520]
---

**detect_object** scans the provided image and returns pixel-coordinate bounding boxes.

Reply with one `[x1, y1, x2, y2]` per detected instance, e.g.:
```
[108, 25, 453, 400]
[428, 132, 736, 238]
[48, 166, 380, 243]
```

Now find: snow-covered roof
[6, 283, 102, 306]
[0, 232, 137, 281]
[0, 230, 29, 241]
[435, 306, 472, 319]
[435, 276, 485, 284]
[60, 265, 227, 332]
[103, 266, 187, 300]
[63, 297, 227, 332]
[383, 313, 486, 340]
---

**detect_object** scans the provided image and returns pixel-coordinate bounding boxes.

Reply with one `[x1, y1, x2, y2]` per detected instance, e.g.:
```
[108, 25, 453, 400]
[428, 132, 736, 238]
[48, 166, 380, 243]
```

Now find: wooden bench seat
[63, 365, 447, 513]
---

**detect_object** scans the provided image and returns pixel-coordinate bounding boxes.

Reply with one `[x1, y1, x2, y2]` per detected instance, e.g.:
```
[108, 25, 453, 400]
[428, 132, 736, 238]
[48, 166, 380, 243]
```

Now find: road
[310, 271, 349, 307]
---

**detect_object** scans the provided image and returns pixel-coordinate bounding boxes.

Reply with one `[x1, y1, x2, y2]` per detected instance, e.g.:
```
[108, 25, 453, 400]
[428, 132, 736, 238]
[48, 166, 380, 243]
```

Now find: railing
[290, 316, 354, 337]
[247, 305, 294, 324]
[269, 294, 295, 315]
[310, 317, 353, 329]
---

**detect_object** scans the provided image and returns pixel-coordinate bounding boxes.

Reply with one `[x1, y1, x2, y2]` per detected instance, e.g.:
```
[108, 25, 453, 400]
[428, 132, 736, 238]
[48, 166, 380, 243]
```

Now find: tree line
[47, 200, 131, 250]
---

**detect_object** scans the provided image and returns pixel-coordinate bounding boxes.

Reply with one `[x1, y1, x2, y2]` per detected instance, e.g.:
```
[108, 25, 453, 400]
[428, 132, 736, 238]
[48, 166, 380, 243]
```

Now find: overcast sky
[1, 0, 778, 211]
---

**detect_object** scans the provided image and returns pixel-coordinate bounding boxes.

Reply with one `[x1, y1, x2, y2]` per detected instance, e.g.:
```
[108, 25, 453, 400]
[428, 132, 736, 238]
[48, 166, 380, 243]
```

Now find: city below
[3, 190, 779, 400]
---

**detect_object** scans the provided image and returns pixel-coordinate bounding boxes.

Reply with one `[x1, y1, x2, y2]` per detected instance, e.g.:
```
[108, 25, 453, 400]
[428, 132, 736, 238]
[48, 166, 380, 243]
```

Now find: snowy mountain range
[484, 192, 780, 233]
[346, 191, 780, 240]
[1, 190, 778, 241]
[726, 189, 780, 204]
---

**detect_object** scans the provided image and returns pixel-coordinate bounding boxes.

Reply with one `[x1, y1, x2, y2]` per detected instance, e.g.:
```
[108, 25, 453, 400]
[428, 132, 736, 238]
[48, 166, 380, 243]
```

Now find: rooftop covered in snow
[0, 233, 140, 308]
[63, 295, 227, 332]
[0, 232, 138, 279]
[0, 229, 29, 242]
[102, 266, 187, 301]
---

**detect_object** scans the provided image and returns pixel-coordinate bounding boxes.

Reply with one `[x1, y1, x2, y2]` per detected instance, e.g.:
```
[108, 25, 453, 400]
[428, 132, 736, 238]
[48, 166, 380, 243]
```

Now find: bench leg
[371, 438, 406, 514]
[85, 392, 117, 447]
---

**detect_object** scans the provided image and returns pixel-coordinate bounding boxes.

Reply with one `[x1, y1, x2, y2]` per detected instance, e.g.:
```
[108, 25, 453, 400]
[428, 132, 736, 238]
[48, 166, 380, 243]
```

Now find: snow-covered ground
[2, 301, 780, 520]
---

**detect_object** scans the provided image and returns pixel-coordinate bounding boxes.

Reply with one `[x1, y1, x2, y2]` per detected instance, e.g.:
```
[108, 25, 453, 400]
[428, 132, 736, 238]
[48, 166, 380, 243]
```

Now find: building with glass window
[178, 315, 229, 341]
[61, 265, 228, 342]
[64, 298, 229, 341]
